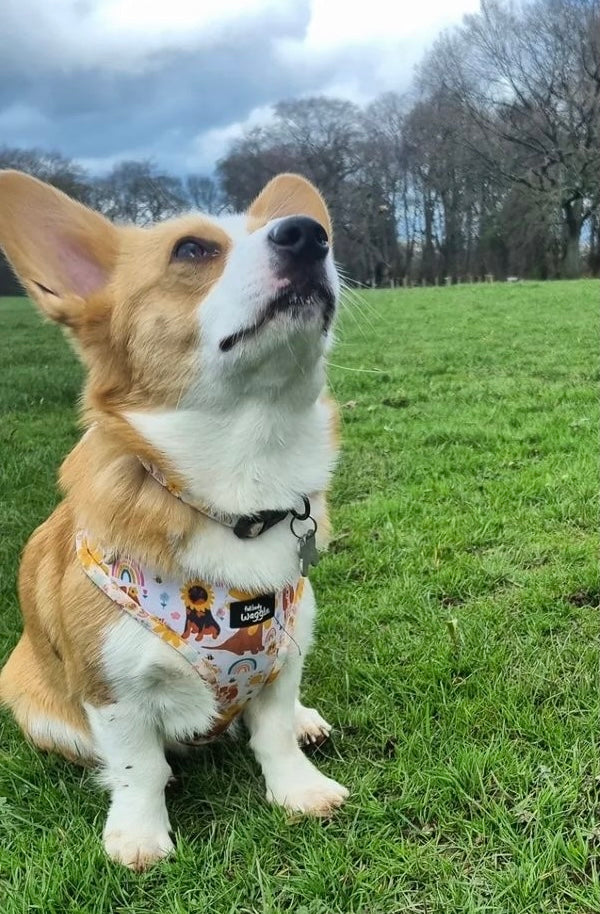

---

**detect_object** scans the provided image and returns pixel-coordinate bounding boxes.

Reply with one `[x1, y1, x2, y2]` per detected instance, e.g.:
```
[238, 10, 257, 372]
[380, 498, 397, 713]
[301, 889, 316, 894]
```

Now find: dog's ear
[0, 170, 118, 325]
[247, 173, 332, 238]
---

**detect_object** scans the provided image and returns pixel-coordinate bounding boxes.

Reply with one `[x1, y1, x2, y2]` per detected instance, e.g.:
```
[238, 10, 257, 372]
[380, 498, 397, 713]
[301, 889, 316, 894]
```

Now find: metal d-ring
[290, 496, 311, 521]
[290, 513, 317, 540]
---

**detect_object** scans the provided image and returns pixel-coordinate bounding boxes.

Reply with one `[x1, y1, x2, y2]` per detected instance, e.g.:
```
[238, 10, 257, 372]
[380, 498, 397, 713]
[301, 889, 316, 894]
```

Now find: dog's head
[0, 171, 338, 414]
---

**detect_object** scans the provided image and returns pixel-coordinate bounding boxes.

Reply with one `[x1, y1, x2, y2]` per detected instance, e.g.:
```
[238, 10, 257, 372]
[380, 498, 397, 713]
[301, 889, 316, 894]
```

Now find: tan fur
[247, 174, 332, 238]
[0, 170, 335, 762]
[2, 501, 117, 761]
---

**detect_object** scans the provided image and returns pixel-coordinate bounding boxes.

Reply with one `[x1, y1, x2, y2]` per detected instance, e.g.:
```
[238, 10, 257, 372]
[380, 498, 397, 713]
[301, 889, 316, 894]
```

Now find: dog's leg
[244, 580, 348, 815]
[294, 698, 332, 747]
[86, 702, 174, 869]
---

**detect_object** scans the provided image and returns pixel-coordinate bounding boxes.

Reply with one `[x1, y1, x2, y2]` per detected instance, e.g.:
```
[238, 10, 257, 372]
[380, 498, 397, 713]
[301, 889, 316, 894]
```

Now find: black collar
[139, 457, 311, 539]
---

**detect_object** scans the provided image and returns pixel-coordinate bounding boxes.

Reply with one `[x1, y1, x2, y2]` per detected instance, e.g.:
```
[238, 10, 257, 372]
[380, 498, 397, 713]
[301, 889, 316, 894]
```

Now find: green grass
[0, 280, 598, 913]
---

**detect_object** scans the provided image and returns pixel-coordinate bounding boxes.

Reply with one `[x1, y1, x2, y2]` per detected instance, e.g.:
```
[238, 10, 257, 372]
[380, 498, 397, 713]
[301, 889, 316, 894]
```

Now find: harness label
[229, 594, 276, 628]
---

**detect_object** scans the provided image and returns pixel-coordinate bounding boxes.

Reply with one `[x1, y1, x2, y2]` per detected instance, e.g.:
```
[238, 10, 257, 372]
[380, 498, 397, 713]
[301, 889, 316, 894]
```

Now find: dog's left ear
[0, 170, 118, 326]
[247, 173, 332, 238]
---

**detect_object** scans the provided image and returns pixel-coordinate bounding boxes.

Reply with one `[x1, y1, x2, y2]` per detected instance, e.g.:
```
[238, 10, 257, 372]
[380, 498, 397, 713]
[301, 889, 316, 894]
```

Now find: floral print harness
[76, 532, 303, 737]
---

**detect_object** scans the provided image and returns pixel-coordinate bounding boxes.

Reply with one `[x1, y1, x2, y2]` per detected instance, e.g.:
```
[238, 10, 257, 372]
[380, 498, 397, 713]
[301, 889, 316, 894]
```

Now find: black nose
[268, 216, 329, 263]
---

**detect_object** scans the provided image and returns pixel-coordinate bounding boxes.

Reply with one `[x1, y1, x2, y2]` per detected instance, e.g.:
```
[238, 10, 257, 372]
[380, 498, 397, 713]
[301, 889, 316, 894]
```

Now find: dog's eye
[172, 238, 218, 262]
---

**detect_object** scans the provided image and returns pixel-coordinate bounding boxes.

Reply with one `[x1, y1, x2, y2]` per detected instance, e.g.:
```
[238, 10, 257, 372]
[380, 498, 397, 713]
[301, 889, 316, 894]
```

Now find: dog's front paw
[267, 765, 348, 817]
[295, 704, 332, 747]
[104, 828, 174, 870]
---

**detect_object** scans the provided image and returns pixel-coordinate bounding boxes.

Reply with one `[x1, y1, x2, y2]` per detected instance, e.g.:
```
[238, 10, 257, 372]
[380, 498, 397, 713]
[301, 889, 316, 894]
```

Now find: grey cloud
[0, 1, 423, 174]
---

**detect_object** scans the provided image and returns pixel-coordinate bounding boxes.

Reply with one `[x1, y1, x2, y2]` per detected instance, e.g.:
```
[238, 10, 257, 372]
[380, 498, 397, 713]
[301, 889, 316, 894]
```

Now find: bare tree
[91, 161, 186, 225]
[361, 93, 415, 282]
[422, 0, 600, 277]
[186, 175, 223, 214]
[217, 127, 296, 211]
[0, 146, 90, 200]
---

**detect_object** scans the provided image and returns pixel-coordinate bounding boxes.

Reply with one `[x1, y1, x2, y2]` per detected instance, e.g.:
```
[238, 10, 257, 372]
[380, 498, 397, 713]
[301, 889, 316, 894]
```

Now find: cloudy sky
[2, 0, 478, 176]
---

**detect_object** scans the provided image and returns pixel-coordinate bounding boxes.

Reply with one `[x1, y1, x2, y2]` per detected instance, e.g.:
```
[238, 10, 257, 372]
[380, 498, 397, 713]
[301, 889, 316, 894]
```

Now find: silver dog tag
[298, 530, 320, 576]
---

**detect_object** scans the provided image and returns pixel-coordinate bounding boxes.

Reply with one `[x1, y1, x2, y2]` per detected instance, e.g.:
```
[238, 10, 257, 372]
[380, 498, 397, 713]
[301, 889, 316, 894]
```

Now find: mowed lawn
[0, 280, 598, 913]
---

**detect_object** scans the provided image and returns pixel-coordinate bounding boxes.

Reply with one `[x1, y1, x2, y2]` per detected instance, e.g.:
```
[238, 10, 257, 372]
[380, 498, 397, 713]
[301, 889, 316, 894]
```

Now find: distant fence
[378, 274, 523, 288]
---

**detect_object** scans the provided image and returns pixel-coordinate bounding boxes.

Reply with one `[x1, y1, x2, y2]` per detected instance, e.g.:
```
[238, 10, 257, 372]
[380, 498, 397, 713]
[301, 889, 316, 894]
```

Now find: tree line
[1, 0, 598, 293]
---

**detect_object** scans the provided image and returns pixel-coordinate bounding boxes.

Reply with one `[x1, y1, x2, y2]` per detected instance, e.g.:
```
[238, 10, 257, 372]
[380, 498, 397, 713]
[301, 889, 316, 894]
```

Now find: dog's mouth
[219, 281, 336, 353]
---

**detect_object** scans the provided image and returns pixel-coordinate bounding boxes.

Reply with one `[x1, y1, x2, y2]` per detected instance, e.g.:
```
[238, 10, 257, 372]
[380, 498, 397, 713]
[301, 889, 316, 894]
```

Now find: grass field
[0, 280, 598, 913]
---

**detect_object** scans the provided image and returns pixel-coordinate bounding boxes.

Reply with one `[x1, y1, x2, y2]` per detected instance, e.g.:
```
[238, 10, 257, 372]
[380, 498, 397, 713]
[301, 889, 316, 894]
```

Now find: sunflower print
[181, 580, 214, 611]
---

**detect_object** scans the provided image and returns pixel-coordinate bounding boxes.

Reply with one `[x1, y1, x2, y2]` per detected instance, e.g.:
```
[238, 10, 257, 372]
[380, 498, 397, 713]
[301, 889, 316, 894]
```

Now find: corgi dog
[0, 170, 348, 869]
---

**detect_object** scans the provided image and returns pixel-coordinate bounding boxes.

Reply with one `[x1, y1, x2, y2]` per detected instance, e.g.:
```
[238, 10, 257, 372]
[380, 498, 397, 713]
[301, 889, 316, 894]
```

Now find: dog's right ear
[0, 170, 118, 326]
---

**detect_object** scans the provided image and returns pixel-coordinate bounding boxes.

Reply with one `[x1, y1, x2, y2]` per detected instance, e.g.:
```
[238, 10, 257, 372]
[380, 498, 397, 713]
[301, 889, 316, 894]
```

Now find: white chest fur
[126, 397, 335, 591]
